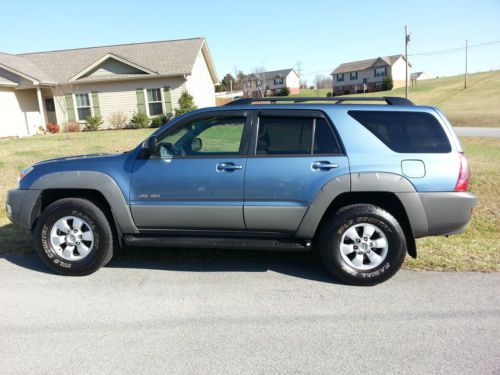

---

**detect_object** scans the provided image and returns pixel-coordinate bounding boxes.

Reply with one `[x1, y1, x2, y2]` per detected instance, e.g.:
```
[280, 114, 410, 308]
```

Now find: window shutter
[163, 86, 172, 114]
[136, 88, 146, 113]
[65, 94, 76, 122]
[91, 92, 101, 117]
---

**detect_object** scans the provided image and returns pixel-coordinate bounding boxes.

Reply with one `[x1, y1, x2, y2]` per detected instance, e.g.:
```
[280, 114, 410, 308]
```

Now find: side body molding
[30, 171, 138, 234]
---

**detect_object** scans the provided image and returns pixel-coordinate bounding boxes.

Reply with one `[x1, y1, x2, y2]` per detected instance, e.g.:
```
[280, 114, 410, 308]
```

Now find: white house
[330, 54, 411, 95]
[242, 69, 300, 97]
[0, 37, 219, 138]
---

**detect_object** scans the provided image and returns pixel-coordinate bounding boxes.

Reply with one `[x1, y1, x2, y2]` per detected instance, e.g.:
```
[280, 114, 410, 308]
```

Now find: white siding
[54, 77, 187, 128]
[390, 57, 408, 82]
[285, 71, 300, 90]
[84, 59, 145, 77]
[185, 50, 215, 108]
[0, 88, 41, 137]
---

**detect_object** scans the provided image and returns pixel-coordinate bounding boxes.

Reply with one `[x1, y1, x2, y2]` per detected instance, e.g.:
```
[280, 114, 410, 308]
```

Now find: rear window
[348, 110, 451, 153]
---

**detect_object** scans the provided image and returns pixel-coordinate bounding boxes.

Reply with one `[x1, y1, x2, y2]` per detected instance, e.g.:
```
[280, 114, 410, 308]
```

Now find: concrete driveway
[0, 253, 499, 374]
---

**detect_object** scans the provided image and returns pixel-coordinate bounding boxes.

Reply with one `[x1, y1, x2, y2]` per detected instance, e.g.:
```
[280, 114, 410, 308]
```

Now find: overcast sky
[2, 0, 499, 84]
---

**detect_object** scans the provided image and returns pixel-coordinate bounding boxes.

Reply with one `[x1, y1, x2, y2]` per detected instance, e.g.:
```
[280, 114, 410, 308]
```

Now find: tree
[176, 91, 197, 116]
[253, 67, 267, 97]
[383, 74, 394, 91]
[314, 74, 333, 89]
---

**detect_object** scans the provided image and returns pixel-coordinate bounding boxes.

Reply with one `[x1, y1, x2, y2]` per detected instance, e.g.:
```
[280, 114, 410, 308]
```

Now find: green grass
[291, 70, 500, 127]
[0, 130, 498, 271]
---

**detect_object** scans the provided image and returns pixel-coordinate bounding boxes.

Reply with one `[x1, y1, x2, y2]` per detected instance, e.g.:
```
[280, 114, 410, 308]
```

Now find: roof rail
[225, 96, 414, 106]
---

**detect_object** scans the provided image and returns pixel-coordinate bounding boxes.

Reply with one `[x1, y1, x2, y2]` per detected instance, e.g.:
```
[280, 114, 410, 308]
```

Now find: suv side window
[348, 110, 451, 153]
[157, 116, 245, 157]
[256, 116, 341, 155]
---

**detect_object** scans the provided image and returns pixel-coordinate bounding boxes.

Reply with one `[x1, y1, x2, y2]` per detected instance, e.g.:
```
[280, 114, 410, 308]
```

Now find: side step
[123, 235, 312, 252]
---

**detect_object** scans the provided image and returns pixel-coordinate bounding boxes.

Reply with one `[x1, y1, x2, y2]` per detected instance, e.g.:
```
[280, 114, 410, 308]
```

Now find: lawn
[0, 129, 498, 271]
[292, 70, 500, 127]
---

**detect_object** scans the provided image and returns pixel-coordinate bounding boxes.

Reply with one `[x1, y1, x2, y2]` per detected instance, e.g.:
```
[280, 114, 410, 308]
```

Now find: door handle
[311, 161, 339, 171]
[216, 162, 243, 172]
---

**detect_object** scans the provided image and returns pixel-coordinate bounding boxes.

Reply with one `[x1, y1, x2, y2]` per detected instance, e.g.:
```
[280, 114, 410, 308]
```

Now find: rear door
[243, 110, 349, 233]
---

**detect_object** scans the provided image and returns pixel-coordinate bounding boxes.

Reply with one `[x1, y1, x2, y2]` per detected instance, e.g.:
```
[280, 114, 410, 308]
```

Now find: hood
[33, 152, 124, 166]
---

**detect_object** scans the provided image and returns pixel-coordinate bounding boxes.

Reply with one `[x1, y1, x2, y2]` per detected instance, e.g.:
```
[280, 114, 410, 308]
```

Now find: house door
[45, 98, 57, 124]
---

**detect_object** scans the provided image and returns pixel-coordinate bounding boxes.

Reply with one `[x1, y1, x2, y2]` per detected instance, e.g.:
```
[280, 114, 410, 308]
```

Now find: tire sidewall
[36, 201, 110, 275]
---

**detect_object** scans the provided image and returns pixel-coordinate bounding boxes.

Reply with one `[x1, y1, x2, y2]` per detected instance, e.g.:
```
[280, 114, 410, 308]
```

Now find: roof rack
[225, 96, 414, 106]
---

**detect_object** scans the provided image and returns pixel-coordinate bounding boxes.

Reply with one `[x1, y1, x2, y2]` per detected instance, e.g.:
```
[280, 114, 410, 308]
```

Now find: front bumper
[6, 189, 41, 230]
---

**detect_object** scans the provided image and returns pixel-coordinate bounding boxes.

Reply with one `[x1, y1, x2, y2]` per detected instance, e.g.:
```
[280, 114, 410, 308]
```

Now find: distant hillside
[292, 70, 500, 127]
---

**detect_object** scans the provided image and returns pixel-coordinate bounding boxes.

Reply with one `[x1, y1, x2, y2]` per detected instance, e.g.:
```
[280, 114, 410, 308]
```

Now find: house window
[147, 88, 163, 116]
[45, 98, 55, 112]
[246, 81, 252, 88]
[75, 93, 91, 121]
[274, 78, 283, 85]
[256, 80, 262, 87]
[374, 67, 387, 77]
[336, 74, 344, 82]
[350, 72, 358, 80]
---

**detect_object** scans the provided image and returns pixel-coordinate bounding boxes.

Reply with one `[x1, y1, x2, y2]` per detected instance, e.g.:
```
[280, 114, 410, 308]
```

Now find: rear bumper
[419, 192, 477, 236]
[5, 189, 41, 230]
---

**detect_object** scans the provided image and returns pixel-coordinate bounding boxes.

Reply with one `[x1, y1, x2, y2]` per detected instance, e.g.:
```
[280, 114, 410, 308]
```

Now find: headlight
[18, 166, 34, 184]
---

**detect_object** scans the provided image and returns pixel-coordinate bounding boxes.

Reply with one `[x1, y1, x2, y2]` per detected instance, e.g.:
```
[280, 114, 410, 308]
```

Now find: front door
[244, 110, 349, 233]
[130, 110, 250, 230]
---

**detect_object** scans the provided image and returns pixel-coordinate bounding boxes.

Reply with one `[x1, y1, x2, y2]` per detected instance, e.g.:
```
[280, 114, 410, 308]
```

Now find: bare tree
[50, 83, 78, 139]
[314, 74, 333, 89]
[253, 66, 267, 98]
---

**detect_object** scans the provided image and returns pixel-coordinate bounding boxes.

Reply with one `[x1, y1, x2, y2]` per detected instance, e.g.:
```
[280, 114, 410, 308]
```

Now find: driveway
[0, 253, 499, 374]
[455, 127, 500, 137]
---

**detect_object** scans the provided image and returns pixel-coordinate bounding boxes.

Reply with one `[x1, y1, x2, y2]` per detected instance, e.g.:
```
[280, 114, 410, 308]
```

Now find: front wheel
[318, 204, 407, 286]
[35, 198, 114, 276]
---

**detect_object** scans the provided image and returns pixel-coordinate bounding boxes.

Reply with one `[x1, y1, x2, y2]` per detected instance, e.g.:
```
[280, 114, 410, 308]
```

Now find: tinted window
[314, 118, 342, 154]
[348, 110, 451, 153]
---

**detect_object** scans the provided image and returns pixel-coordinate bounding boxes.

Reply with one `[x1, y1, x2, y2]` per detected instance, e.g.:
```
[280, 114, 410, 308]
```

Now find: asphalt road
[0, 253, 499, 374]
[455, 127, 500, 137]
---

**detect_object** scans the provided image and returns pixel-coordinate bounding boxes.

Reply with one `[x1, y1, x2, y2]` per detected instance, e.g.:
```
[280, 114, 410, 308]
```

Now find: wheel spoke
[51, 234, 66, 246]
[82, 231, 94, 242]
[372, 238, 388, 249]
[362, 224, 376, 239]
[72, 217, 84, 231]
[62, 246, 75, 259]
[76, 243, 91, 257]
[340, 244, 355, 255]
[57, 219, 71, 233]
[345, 227, 360, 242]
[366, 251, 382, 266]
[351, 253, 364, 268]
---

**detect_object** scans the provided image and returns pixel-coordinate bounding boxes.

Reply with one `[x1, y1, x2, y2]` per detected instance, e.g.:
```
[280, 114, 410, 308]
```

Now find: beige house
[0, 37, 219, 138]
[243, 69, 300, 97]
[330, 54, 411, 95]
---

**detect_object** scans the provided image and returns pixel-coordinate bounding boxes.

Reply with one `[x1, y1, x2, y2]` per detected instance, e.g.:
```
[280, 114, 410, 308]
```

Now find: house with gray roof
[242, 69, 300, 97]
[0, 37, 219, 137]
[330, 54, 410, 95]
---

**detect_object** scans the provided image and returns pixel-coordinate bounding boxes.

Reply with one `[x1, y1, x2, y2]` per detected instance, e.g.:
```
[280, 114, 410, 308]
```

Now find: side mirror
[145, 136, 157, 157]
[191, 137, 202, 152]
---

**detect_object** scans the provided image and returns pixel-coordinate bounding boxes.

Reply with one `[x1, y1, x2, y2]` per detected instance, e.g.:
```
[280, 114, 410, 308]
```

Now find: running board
[123, 235, 312, 251]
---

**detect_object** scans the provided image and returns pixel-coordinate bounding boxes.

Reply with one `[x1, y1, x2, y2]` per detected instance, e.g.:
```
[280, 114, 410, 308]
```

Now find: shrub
[84, 115, 103, 131]
[46, 123, 59, 133]
[326, 91, 333, 97]
[109, 112, 128, 129]
[150, 114, 167, 128]
[277, 87, 290, 96]
[176, 91, 197, 116]
[383, 74, 394, 90]
[63, 122, 81, 132]
[130, 111, 150, 129]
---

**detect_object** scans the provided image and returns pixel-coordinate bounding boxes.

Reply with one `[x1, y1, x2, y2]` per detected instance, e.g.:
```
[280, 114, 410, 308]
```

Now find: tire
[34, 198, 114, 276]
[318, 204, 406, 286]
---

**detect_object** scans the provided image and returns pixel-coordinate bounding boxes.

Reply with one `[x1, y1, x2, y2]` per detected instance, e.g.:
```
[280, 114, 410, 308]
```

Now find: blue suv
[6, 97, 476, 285]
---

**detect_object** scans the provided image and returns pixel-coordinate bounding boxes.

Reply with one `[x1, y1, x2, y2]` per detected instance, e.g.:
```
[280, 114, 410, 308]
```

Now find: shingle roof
[0, 52, 56, 84]
[244, 68, 297, 80]
[0, 37, 218, 84]
[331, 55, 405, 75]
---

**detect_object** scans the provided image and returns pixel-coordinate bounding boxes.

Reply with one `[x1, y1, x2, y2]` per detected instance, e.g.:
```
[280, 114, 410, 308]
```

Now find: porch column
[36, 87, 47, 129]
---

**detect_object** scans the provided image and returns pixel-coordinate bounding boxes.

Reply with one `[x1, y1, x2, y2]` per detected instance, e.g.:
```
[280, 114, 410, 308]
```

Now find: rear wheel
[318, 204, 406, 286]
[35, 198, 114, 275]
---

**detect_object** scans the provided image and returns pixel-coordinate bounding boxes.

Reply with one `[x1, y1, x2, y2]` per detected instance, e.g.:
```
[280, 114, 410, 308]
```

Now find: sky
[1, 0, 499, 85]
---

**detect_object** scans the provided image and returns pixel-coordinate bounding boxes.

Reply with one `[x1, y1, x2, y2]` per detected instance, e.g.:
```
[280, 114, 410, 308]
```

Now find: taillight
[454, 152, 470, 192]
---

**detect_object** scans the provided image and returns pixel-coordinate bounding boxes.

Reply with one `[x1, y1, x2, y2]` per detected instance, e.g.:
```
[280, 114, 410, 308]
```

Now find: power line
[408, 40, 500, 56]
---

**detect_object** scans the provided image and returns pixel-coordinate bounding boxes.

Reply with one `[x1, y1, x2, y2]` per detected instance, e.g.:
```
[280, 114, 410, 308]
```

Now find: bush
[84, 115, 103, 131]
[383, 74, 394, 90]
[63, 122, 81, 132]
[150, 114, 167, 128]
[109, 112, 128, 129]
[175, 91, 197, 116]
[277, 87, 290, 96]
[130, 111, 150, 129]
[46, 123, 59, 133]
[326, 91, 333, 97]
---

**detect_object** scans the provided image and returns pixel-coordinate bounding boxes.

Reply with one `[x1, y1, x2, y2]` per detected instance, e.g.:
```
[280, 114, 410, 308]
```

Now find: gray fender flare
[30, 171, 138, 234]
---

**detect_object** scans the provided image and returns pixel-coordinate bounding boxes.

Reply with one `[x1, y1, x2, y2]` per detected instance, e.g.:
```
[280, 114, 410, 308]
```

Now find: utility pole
[229, 77, 233, 97]
[464, 39, 468, 89]
[296, 61, 303, 88]
[405, 25, 410, 99]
